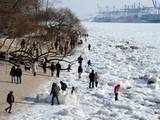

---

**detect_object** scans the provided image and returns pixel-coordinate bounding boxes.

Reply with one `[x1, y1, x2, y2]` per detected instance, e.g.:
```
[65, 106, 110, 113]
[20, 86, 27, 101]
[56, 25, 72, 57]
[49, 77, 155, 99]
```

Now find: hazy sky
[55, 0, 156, 18]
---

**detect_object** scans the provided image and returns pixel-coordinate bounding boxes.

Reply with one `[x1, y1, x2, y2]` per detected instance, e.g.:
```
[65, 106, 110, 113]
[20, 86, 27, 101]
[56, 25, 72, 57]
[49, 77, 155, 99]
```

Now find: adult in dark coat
[56, 62, 61, 77]
[50, 62, 55, 76]
[50, 83, 60, 105]
[89, 70, 95, 88]
[54, 41, 58, 50]
[77, 55, 83, 66]
[60, 81, 67, 91]
[10, 66, 16, 83]
[42, 62, 47, 73]
[88, 44, 91, 50]
[67, 64, 71, 72]
[78, 65, 83, 78]
[71, 87, 75, 94]
[5, 91, 14, 113]
[15, 66, 22, 84]
[87, 60, 91, 67]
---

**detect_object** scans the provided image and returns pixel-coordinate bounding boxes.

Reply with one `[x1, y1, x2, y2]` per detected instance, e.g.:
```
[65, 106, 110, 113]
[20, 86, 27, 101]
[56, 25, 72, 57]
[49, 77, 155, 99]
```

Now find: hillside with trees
[0, 0, 87, 67]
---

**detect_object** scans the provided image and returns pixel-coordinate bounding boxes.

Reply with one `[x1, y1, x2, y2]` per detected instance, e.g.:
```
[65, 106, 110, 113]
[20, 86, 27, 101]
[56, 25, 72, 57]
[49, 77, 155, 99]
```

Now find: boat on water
[92, 0, 160, 23]
[140, 14, 160, 23]
[92, 14, 111, 22]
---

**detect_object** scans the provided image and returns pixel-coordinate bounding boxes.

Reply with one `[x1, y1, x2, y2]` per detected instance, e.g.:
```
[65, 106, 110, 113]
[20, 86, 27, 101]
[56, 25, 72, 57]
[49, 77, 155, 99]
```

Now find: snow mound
[35, 90, 79, 106]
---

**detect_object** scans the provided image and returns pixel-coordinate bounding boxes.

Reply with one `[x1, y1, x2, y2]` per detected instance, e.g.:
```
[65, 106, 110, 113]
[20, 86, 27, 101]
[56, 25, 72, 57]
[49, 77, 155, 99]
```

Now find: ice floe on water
[9, 22, 160, 120]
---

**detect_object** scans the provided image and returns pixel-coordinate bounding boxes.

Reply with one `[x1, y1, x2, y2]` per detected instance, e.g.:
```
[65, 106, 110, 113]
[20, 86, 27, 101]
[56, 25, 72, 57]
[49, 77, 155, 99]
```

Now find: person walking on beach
[42, 60, 47, 74]
[50, 62, 55, 76]
[78, 65, 83, 78]
[50, 83, 60, 105]
[88, 44, 91, 50]
[33, 61, 38, 76]
[94, 72, 99, 87]
[15, 66, 22, 84]
[56, 62, 61, 77]
[89, 70, 95, 88]
[10, 66, 16, 83]
[59, 45, 63, 54]
[54, 41, 58, 50]
[114, 84, 121, 101]
[60, 81, 67, 91]
[5, 91, 14, 113]
[77, 55, 83, 66]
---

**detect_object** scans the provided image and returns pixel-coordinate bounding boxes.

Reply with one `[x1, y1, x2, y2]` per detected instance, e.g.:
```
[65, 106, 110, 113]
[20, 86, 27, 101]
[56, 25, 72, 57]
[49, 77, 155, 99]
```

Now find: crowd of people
[5, 42, 121, 114]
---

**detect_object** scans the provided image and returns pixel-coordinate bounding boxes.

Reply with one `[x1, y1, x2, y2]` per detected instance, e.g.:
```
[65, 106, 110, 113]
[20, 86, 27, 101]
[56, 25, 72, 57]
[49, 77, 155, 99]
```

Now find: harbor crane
[152, 0, 160, 14]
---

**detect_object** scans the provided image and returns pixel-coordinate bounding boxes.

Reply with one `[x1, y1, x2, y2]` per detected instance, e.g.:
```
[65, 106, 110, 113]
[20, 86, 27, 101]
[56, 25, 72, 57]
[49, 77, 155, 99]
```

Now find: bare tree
[0, 0, 87, 68]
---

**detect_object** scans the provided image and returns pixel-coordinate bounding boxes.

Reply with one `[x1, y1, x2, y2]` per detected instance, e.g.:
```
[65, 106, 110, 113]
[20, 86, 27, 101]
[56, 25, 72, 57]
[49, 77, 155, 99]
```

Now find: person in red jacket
[5, 91, 14, 113]
[114, 84, 120, 101]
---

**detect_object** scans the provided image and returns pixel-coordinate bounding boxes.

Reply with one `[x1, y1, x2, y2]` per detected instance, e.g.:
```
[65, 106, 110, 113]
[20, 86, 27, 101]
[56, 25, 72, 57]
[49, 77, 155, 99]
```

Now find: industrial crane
[152, 0, 160, 14]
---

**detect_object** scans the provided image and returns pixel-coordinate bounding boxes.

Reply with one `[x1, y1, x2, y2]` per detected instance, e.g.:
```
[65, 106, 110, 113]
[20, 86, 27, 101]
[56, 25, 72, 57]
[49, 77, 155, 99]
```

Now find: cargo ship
[92, 0, 160, 23]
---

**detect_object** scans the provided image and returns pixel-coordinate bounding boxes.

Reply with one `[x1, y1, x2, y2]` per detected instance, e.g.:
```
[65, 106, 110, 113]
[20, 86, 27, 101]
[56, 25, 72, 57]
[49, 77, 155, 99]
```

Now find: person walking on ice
[5, 91, 14, 113]
[89, 70, 95, 88]
[114, 84, 121, 101]
[94, 72, 99, 87]
[88, 44, 91, 50]
[77, 55, 83, 66]
[56, 62, 61, 78]
[67, 64, 71, 72]
[78, 65, 83, 78]
[87, 60, 91, 67]
[50, 83, 60, 105]
[71, 87, 75, 94]
[60, 81, 67, 91]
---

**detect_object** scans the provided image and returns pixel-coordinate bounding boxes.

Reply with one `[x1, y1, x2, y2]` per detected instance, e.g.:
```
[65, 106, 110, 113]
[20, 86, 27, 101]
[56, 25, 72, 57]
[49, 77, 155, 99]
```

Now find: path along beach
[0, 62, 51, 119]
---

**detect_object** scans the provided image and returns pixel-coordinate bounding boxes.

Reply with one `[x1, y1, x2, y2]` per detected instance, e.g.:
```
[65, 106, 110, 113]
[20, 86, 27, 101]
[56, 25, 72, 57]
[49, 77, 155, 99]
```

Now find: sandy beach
[0, 61, 51, 119]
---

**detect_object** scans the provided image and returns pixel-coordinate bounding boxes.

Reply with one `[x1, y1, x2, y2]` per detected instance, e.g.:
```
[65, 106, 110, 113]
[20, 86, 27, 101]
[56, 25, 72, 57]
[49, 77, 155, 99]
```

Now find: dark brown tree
[0, 0, 87, 68]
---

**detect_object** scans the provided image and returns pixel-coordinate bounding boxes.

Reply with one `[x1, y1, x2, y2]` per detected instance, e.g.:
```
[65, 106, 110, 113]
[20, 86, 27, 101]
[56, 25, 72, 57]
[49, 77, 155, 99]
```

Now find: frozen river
[83, 22, 160, 78]
[85, 22, 160, 48]
[7, 22, 160, 120]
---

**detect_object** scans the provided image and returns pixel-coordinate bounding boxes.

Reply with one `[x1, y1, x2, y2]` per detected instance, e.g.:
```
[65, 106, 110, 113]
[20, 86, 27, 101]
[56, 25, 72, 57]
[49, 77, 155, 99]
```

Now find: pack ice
[9, 22, 160, 120]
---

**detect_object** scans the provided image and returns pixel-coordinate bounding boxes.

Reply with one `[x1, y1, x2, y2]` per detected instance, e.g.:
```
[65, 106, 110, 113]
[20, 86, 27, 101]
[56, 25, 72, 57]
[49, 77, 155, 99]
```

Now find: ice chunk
[35, 90, 80, 106]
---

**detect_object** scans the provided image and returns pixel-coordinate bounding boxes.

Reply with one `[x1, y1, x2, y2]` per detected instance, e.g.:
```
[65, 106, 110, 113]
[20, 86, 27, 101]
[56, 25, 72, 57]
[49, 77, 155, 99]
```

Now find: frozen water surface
[9, 22, 160, 120]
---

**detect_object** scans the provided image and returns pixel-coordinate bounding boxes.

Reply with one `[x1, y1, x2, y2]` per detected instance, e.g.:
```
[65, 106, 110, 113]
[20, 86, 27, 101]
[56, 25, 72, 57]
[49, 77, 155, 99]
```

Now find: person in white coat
[33, 61, 38, 76]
